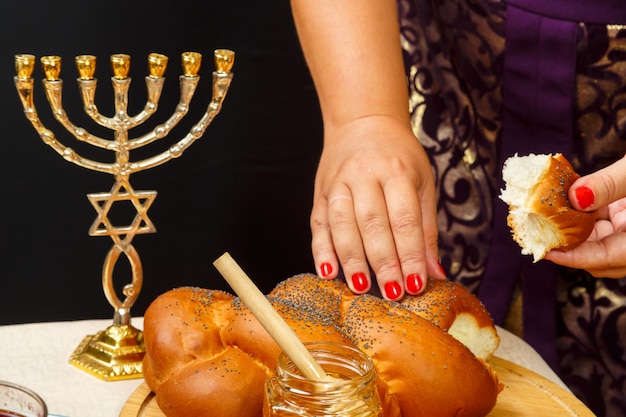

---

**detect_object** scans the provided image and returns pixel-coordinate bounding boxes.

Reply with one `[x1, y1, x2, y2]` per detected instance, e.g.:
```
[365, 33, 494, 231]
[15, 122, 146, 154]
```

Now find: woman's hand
[545, 155, 626, 277]
[291, 0, 446, 298]
[311, 115, 446, 300]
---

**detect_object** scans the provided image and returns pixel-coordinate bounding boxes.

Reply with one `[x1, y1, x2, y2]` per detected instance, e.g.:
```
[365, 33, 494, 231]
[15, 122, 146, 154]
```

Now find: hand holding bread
[544, 154, 626, 277]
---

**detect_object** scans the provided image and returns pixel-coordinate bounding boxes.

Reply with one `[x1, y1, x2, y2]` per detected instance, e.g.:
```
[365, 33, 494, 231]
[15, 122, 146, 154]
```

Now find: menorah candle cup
[15, 54, 36, 79]
[41, 55, 62, 81]
[110, 53, 131, 79]
[147, 53, 168, 78]
[181, 51, 201, 77]
[75, 55, 96, 80]
[215, 48, 234, 74]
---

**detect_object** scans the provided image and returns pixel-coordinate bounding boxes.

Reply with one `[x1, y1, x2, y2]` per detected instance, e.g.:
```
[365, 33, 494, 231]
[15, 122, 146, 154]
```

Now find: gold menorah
[14, 49, 234, 380]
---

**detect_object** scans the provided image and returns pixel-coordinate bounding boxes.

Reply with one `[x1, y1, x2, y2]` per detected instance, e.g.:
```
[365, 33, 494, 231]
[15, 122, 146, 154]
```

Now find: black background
[0, 1, 323, 324]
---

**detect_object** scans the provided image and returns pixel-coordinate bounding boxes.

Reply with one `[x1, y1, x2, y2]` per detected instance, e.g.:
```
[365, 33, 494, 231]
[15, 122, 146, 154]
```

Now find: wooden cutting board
[119, 356, 595, 416]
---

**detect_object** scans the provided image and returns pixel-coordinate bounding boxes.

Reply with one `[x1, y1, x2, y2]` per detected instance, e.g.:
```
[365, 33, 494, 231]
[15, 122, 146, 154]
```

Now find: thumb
[569, 154, 626, 211]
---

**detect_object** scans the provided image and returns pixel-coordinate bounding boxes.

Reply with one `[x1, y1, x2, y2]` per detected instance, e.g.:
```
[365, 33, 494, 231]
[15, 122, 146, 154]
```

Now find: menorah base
[69, 323, 145, 381]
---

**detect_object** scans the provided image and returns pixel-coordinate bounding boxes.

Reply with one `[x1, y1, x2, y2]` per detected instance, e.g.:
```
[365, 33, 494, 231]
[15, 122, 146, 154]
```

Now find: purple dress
[398, 0, 626, 415]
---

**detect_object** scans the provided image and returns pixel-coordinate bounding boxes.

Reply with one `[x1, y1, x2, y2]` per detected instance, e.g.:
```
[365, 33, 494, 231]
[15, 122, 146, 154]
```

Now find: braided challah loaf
[142, 274, 502, 417]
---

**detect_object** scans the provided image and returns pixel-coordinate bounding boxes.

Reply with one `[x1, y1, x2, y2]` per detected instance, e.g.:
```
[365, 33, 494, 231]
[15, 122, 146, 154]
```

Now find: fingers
[310, 193, 341, 280]
[376, 175, 441, 295]
[570, 154, 626, 211]
[325, 187, 375, 294]
[608, 199, 626, 232]
[311, 176, 439, 301]
[308, 117, 440, 301]
[545, 231, 626, 278]
[353, 178, 417, 300]
[420, 178, 447, 281]
[311, 185, 376, 296]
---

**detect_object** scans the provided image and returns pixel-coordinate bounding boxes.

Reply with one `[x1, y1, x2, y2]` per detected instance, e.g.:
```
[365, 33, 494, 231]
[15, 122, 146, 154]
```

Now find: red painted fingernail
[575, 186, 595, 209]
[320, 262, 333, 277]
[351, 272, 369, 292]
[406, 273, 423, 294]
[384, 281, 402, 300]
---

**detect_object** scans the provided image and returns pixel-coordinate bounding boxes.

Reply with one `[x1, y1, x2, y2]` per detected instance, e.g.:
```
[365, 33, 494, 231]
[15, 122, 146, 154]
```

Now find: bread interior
[448, 313, 500, 360]
[500, 154, 563, 262]
[500, 154, 547, 207]
[508, 209, 562, 261]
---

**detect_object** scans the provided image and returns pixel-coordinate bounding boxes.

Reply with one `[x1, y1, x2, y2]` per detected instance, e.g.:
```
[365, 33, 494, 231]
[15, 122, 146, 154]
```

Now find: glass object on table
[0, 381, 47, 417]
[263, 342, 383, 417]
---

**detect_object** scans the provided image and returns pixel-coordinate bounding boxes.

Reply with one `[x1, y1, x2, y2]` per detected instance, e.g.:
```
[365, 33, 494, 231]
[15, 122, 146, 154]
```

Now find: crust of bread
[399, 279, 500, 360]
[154, 347, 270, 417]
[343, 295, 501, 417]
[501, 153, 598, 261]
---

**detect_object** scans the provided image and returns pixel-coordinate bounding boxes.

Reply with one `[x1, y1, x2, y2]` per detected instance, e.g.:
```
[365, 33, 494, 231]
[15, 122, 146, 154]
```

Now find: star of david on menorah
[14, 49, 235, 380]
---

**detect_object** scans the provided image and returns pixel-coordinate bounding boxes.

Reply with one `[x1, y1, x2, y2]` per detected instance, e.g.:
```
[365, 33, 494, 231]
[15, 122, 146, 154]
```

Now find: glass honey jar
[263, 342, 383, 417]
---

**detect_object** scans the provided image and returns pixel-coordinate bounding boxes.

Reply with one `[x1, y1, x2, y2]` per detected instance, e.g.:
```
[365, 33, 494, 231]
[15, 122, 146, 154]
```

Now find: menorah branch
[127, 76, 166, 127]
[14, 78, 117, 174]
[42, 79, 116, 150]
[77, 72, 167, 130]
[128, 71, 233, 172]
[126, 74, 200, 150]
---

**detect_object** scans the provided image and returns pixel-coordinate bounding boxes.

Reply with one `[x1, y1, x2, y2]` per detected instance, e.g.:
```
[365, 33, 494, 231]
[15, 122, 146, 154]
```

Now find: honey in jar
[263, 342, 382, 417]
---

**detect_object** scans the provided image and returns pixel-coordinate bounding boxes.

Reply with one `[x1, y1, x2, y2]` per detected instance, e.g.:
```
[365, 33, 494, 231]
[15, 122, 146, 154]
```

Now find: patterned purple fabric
[397, 0, 626, 415]
[508, 0, 626, 23]
[480, 4, 579, 369]
[483, 0, 626, 374]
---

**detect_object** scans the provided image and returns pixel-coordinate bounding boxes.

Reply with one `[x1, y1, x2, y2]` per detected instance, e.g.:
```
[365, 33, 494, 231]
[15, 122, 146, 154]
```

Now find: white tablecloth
[0, 318, 568, 417]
